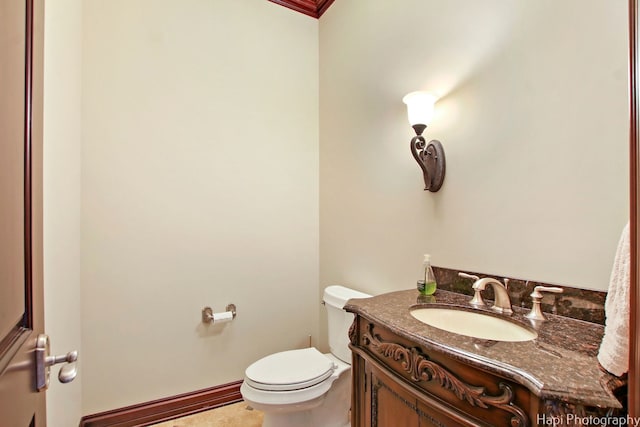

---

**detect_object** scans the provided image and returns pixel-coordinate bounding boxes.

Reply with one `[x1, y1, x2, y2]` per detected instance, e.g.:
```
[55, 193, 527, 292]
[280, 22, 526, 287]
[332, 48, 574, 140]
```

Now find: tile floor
[151, 402, 263, 427]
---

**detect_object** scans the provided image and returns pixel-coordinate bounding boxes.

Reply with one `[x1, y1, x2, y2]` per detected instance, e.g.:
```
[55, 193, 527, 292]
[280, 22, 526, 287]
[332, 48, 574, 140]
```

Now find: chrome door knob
[36, 334, 79, 391]
[58, 362, 78, 384]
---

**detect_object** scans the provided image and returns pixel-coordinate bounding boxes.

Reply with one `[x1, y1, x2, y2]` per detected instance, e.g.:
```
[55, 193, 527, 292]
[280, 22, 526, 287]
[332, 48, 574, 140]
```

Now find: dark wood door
[0, 0, 46, 425]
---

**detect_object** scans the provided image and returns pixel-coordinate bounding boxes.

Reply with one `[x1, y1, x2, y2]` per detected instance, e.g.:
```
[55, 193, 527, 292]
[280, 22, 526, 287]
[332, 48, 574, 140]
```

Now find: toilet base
[246, 367, 351, 427]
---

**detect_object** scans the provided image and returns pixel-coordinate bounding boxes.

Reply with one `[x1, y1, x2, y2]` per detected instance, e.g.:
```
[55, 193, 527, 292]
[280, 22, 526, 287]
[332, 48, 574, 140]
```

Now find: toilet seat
[244, 348, 336, 391]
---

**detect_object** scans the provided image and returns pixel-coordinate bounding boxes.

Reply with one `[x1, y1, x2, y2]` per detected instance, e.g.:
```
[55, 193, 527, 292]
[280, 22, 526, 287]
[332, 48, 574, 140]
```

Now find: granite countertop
[345, 289, 622, 409]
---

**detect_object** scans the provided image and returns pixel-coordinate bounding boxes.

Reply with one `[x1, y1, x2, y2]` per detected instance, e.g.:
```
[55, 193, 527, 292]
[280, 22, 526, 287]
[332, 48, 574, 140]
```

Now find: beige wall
[43, 0, 629, 419]
[43, 0, 84, 424]
[81, 0, 319, 414]
[319, 0, 629, 306]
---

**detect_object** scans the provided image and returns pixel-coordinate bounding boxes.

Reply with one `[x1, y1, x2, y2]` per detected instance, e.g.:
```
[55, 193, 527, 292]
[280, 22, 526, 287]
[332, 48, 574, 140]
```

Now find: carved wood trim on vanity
[362, 323, 529, 427]
[78, 381, 242, 427]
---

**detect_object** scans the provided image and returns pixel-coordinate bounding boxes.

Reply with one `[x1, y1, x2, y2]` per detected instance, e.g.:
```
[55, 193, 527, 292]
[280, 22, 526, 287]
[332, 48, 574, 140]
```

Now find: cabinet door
[416, 398, 492, 427]
[368, 362, 492, 427]
[368, 363, 420, 427]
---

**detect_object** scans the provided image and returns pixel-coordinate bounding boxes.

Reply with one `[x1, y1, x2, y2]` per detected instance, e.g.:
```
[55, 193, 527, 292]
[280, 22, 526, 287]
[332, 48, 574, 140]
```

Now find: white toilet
[240, 285, 371, 427]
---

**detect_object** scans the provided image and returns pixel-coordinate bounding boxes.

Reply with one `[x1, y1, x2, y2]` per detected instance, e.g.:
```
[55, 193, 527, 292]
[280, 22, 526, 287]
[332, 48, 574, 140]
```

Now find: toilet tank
[323, 285, 371, 364]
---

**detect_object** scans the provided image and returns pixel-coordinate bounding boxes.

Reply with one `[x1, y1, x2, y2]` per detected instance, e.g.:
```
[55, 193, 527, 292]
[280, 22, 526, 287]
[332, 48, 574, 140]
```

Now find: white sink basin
[410, 307, 537, 342]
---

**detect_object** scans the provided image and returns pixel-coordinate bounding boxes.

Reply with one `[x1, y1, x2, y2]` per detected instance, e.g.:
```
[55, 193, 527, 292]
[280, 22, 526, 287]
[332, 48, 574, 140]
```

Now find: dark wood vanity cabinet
[362, 362, 508, 426]
[349, 315, 540, 427]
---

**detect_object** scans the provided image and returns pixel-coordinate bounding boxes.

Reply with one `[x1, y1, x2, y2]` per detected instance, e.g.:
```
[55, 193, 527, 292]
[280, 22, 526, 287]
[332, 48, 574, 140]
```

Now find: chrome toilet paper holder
[202, 304, 237, 324]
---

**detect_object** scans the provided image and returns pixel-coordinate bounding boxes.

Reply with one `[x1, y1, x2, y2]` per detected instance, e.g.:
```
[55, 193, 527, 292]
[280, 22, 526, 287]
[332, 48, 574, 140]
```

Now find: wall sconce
[402, 91, 446, 192]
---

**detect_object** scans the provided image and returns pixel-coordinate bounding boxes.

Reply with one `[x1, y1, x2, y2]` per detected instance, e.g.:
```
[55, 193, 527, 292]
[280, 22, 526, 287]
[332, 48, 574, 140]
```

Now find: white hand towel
[597, 222, 630, 377]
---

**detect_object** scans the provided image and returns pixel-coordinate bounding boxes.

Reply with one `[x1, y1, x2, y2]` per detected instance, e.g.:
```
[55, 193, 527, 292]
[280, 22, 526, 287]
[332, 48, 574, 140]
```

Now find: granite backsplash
[433, 266, 607, 325]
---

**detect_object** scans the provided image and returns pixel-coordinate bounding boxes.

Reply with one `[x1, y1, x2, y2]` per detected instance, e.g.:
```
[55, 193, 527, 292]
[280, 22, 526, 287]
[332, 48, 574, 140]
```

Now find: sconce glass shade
[402, 91, 437, 126]
[403, 91, 445, 192]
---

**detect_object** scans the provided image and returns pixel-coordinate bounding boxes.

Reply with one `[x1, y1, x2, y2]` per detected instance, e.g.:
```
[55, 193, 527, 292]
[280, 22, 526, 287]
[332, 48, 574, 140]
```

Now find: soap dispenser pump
[417, 254, 437, 296]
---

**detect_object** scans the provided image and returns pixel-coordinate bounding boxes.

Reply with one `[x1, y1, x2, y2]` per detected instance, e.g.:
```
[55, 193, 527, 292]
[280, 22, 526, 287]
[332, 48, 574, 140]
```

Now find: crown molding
[268, 0, 336, 19]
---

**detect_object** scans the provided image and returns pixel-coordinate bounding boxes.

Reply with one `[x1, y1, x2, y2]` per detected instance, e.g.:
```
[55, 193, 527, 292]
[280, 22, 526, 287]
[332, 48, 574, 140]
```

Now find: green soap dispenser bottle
[417, 254, 437, 296]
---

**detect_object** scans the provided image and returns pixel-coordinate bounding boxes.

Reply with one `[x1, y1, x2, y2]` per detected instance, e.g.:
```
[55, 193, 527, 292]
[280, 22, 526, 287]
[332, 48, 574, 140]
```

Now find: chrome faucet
[472, 277, 513, 315]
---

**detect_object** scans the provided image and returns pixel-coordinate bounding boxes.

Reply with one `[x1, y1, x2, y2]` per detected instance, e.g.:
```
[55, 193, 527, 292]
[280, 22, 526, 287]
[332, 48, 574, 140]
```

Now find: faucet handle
[458, 272, 479, 281]
[531, 286, 563, 298]
[526, 286, 563, 321]
[458, 272, 484, 307]
[469, 288, 486, 307]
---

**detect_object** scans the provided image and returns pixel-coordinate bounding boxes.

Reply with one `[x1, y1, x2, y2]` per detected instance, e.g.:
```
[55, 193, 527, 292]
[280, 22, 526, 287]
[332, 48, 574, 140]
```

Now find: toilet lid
[244, 348, 336, 391]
